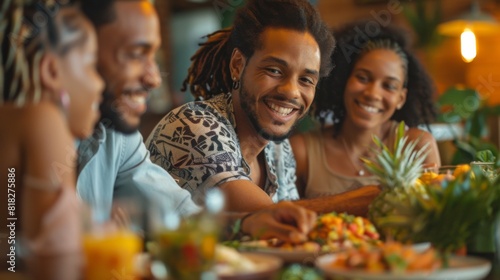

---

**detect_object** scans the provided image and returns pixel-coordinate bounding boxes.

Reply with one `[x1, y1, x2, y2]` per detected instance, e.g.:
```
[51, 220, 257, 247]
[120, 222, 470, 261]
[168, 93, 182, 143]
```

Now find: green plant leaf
[451, 140, 476, 164]
[466, 111, 487, 138]
[476, 150, 496, 162]
[437, 87, 480, 122]
[403, 0, 442, 48]
[482, 105, 500, 115]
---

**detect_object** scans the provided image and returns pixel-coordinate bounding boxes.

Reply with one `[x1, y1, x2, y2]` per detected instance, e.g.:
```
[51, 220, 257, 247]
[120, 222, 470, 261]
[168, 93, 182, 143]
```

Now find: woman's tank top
[302, 121, 399, 198]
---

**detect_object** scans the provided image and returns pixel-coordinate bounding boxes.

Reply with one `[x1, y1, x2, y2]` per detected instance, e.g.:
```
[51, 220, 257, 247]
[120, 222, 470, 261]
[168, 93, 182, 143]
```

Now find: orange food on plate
[273, 240, 321, 252]
[330, 241, 441, 273]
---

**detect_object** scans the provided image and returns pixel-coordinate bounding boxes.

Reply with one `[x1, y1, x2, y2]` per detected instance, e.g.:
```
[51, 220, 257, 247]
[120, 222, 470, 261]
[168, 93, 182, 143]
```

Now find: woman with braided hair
[0, 0, 103, 278]
[290, 20, 441, 198]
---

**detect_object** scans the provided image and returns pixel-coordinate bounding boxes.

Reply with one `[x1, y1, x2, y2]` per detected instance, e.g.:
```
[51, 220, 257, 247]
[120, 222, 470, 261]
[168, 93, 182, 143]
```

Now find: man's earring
[232, 76, 240, 90]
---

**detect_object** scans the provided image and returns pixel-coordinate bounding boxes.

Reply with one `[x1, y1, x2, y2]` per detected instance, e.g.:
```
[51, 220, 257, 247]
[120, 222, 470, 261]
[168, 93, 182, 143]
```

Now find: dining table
[0, 251, 497, 280]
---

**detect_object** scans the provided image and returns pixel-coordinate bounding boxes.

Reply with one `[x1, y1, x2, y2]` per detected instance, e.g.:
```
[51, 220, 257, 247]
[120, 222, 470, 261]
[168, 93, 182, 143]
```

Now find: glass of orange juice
[82, 200, 143, 280]
[83, 228, 142, 280]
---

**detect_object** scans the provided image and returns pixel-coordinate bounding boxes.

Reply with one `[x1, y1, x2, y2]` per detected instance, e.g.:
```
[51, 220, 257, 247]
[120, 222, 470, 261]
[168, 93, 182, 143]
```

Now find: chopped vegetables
[239, 212, 381, 254]
[308, 212, 381, 252]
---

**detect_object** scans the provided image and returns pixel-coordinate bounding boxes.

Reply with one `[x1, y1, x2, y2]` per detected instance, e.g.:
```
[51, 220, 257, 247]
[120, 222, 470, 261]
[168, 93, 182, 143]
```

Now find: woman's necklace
[340, 137, 365, 176]
[339, 125, 392, 177]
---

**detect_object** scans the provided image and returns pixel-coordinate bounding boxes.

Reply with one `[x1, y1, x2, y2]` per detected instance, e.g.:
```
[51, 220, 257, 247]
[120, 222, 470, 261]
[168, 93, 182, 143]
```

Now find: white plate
[316, 254, 492, 280]
[238, 241, 431, 265]
[136, 252, 282, 280]
[411, 242, 431, 253]
[238, 240, 321, 264]
[216, 253, 283, 280]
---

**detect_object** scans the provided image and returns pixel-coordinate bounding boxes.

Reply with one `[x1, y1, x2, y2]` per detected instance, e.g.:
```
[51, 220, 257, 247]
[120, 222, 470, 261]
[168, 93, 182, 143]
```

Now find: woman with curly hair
[290, 20, 440, 198]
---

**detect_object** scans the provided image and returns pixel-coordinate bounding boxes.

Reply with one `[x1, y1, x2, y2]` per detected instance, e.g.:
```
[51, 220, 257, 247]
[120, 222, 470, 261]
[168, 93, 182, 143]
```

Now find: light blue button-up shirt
[76, 122, 201, 221]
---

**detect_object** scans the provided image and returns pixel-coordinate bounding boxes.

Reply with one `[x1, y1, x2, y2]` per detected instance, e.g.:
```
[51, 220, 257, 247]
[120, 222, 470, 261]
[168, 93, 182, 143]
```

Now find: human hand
[241, 201, 316, 244]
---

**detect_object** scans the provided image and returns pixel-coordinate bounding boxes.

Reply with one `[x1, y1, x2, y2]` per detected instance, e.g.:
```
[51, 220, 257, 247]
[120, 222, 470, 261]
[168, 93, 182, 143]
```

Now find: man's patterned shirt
[146, 93, 299, 206]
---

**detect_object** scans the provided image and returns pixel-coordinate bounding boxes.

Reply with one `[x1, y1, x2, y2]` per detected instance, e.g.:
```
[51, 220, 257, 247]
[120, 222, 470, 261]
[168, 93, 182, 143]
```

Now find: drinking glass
[82, 200, 143, 280]
[150, 189, 223, 280]
[154, 215, 218, 279]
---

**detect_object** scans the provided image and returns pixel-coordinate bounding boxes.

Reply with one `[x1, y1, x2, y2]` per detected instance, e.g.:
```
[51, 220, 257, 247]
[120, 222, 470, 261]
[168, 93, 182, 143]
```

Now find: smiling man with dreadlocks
[147, 0, 379, 214]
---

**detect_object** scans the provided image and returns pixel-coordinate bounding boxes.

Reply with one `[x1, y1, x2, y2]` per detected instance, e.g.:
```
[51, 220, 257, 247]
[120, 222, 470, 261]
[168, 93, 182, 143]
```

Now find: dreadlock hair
[182, 0, 335, 100]
[1, 0, 80, 106]
[313, 20, 437, 136]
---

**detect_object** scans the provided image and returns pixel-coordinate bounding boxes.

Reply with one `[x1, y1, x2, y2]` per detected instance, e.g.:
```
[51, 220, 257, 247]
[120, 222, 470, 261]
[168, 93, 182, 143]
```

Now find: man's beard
[238, 80, 298, 143]
[98, 89, 138, 135]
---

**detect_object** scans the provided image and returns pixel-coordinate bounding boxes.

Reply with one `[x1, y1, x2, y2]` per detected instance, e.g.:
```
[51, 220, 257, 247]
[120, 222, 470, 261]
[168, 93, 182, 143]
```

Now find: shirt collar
[76, 121, 107, 175]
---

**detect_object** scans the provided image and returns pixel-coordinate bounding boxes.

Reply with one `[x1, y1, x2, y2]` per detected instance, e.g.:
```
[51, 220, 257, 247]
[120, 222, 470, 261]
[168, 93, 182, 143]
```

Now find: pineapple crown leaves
[361, 122, 429, 190]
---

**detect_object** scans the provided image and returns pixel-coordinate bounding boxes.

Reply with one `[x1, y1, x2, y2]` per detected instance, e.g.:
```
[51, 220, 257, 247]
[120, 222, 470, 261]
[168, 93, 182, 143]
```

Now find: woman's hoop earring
[232, 77, 240, 90]
[60, 90, 70, 110]
[57, 90, 70, 117]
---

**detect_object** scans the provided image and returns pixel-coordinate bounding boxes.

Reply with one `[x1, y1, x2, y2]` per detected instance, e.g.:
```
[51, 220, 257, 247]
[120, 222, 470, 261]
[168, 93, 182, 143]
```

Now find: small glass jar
[150, 189, 224, 280]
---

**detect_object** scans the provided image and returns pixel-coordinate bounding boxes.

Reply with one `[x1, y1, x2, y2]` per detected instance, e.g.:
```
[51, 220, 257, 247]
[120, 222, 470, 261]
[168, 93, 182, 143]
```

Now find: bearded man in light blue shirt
[77, 0, 200, 219]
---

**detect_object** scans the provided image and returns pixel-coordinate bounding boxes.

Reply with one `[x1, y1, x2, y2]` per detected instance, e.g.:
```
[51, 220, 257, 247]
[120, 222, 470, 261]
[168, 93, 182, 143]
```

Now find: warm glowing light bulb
[461, 28, 476, 63]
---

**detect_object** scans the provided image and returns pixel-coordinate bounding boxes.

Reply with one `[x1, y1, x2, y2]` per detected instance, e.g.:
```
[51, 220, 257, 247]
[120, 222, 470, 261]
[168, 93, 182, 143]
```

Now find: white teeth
[359, 103, 379, 113]
[128, 95, 146, 105]
[268, 102, 293, 116]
